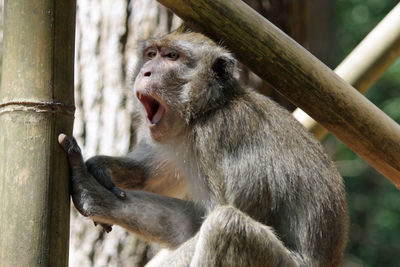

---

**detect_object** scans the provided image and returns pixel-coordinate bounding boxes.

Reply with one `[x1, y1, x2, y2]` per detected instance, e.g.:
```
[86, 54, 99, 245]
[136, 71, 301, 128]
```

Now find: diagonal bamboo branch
[293, 3, 400, 139]
[157, 0, 400, 188]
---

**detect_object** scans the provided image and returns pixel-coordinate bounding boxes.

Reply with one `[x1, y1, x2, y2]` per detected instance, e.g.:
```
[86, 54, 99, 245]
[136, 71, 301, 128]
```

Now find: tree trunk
[70, 1, 181, 266]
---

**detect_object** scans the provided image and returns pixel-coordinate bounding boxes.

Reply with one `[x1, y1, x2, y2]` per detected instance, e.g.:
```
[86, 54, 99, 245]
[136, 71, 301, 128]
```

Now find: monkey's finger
[86, 165, 127, 199]
[111, 186, 126, 200]
[58, 134, 82, 155]
[58, 133, 87, 173]
[58, 133, 71, 151]
[100, 223, 113, 233]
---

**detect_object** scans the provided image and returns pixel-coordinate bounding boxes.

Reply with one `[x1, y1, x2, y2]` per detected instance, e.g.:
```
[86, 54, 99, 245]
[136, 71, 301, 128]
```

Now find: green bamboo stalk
[0, 0, 76, 265]
[157, 0, 400, 187]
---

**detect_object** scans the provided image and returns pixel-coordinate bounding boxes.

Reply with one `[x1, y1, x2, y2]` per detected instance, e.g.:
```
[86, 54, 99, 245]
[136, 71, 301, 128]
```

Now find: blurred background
[0, 0, 399, 266]
[325, 0, 400, 266]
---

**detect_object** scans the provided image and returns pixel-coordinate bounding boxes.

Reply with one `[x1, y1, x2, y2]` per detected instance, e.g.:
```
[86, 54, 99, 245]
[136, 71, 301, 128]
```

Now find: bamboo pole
[293, 3, 400, 139]
[157, 0, 400, 187]
[0, 1, 76, 266]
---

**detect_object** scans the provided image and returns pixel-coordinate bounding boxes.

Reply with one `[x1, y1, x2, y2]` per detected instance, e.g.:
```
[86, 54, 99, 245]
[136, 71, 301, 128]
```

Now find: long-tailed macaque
[59, 28, 348, 266]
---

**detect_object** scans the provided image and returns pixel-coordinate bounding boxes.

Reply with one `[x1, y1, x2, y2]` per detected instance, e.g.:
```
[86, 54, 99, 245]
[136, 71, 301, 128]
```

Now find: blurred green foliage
[329, 0, 400, 266]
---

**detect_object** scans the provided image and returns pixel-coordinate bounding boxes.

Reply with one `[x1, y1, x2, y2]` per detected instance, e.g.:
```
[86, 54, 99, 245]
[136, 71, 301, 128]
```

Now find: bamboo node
[0, 101, 75, 115]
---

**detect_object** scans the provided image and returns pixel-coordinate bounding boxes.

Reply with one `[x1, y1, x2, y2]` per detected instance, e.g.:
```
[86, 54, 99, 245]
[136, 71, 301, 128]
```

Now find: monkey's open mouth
[137, 92, 166, 125]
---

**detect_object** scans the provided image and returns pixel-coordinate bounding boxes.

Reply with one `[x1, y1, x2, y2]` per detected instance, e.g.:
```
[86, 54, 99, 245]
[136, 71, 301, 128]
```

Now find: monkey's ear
[212, 55, 236, 79]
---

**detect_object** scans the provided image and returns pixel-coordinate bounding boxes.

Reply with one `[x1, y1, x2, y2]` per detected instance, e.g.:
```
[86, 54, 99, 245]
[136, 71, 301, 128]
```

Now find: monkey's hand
[85, 156, 127, 200]
[59, 135, 126, 200]
[58, 133, 117, 233]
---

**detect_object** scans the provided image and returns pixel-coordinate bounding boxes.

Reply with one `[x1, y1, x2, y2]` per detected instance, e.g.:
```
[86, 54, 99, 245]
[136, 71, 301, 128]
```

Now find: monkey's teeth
[138, 92, 142, 100]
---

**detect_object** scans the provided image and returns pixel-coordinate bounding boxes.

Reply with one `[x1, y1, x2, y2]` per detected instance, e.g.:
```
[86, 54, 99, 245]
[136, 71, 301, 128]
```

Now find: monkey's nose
[144, 72, 151, 77]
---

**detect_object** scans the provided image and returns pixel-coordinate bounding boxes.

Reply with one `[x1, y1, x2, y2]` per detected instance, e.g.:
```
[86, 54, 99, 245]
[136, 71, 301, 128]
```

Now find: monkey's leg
[146, 235, 197, 267]
[190, 206, 301, 267]
[148, 206, 302, 267]
[93, 190, 204, 247]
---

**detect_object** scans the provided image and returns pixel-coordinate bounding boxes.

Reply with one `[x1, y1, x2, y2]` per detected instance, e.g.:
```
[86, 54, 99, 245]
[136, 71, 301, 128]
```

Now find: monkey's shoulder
[193, 88, 317, 147]
[191, 88, 339, 185]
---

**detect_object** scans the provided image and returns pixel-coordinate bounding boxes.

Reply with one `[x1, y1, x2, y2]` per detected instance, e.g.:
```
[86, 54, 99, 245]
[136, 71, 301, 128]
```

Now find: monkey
[59, 28, 348, 266]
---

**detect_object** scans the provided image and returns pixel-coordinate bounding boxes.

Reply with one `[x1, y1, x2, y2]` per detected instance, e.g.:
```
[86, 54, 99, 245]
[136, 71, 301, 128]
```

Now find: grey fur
[60, 31, 348, 266]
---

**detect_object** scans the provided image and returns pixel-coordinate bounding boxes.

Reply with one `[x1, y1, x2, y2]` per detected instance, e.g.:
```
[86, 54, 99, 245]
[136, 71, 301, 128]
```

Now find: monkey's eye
[165, 52, 179, 60]
[145, 50, 157, 59]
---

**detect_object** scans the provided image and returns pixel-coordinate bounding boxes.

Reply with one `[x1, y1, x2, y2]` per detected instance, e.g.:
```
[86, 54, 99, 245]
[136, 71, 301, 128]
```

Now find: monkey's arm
[58, 134, 203, 247]
[85, 141, 188, 199]
[106, 191, 203, 247]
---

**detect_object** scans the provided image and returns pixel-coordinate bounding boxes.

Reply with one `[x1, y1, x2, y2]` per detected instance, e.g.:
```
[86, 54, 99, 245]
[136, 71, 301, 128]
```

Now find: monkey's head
[133, 30, 239, 142]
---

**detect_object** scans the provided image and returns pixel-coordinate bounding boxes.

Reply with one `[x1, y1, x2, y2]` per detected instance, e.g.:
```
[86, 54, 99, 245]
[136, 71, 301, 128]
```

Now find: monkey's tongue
[150, 102, 165, 124]
[138, 94, 165, 125]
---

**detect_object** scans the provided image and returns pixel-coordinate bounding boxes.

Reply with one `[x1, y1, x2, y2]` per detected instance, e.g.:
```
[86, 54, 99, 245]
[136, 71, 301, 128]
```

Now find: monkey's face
[134, 42, 189, 142]
[134, 32, 238, 143]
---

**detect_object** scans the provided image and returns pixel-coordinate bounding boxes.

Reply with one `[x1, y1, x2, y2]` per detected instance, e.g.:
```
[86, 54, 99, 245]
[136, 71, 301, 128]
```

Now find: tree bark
[69, 1, 182, 265]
